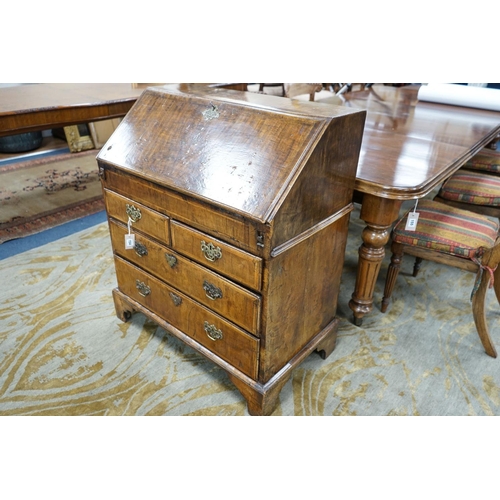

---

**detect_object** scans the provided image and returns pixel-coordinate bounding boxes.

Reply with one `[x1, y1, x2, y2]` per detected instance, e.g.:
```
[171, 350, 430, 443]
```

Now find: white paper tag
[125, 233, 135, 249]
[405, 212, 419, 231]
[125, 217, 135, 249]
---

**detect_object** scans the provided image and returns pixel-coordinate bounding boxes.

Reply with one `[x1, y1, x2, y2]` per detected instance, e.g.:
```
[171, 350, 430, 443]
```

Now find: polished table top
[341, 85, 500, 200]
[0, 83, 144, 137]
[340, 85, 500, 324]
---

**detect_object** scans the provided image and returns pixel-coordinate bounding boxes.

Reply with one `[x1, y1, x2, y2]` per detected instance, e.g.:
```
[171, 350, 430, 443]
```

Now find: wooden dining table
[340, 85, 500, 325]
[0, 83, 251, 139]
[0, 83, 145, 138]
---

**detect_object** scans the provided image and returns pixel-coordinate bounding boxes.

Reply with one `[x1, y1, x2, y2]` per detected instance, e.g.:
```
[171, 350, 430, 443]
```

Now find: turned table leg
[348, 194, 402, 326]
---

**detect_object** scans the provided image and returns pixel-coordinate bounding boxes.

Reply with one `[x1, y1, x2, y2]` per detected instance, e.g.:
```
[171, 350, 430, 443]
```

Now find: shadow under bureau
[97, 84, 366, 415]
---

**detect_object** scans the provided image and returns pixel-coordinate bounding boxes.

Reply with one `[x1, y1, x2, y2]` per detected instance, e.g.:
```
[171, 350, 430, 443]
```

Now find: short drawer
[114, 256, 259, 379]
[104, 189, 170, 244]
[109, 219, 261, 335]
[171, 220, 262, 292]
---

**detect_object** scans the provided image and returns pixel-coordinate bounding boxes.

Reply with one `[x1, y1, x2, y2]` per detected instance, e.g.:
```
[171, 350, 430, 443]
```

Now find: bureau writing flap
[97, 84, 365, 225]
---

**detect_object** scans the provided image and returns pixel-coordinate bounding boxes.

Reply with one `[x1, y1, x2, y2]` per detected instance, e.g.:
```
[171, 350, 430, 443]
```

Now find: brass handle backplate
[201, 241, 222, 262]
[135, 280, 151, 297]
[203, 280, 223, 300]
[126, 204, 142, 223]
[204, 321, 223, 341]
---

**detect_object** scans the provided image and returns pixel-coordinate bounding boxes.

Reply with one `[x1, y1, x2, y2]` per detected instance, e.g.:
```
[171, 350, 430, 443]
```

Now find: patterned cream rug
[1, 205, 499, 416]
[0, 150, 104, 243]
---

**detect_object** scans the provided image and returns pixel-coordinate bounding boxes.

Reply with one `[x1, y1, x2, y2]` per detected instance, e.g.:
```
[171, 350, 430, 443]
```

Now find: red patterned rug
[0, 150, 105, 243]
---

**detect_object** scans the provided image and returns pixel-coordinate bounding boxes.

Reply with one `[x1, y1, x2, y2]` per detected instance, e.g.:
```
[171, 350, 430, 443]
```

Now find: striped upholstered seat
[462, 149, 500, 174]
[382, 199, 500, 358]
[392, 199, 499, 259]
[437, 170, 500, 207]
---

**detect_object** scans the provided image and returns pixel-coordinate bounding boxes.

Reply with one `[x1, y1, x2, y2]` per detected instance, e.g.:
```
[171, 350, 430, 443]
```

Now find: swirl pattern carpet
[1, 206, 500, 416]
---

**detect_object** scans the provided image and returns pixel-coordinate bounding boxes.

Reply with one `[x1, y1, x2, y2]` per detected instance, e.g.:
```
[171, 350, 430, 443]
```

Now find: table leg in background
[349, 194, 402, 326]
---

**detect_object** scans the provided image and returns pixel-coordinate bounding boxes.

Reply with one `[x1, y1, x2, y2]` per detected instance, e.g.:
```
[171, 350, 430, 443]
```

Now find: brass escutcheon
[204, 321, 223, 341]
[202, 104, 219, 121]
[126, 204, 142, 223]
[203, 280, 223, 300]
[169, 292, 182, 306]
[134, 242, 148, 257]
[165, 253, 178, 268]
[201, 241, 222, 262]
[135, 280, 151, 297]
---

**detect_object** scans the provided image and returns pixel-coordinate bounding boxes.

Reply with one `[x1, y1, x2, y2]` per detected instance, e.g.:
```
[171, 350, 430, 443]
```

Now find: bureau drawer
[104, 189, 170, 244]
[109, 219, 261, 335]
[171, 220, 262, 292]
[114, 256, 259, 379]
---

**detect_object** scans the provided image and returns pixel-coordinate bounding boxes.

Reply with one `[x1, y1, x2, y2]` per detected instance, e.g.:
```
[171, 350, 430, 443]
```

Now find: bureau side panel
[258, 213, 350, 381]
[269, 112, 365, 249]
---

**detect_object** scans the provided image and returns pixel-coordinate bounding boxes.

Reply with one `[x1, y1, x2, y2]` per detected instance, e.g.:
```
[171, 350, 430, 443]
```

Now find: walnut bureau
[97, 84, 366, 415]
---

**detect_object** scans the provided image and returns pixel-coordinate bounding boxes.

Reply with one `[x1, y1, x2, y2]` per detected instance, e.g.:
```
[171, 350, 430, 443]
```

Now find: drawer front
[109, 220, 261, 335]
[114, 256, 259, 379]
[104, 189, 170, 244]
[171, 220, 262, 292]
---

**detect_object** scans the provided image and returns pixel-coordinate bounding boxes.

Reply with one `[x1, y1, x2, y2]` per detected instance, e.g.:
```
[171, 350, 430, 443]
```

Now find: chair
[258, 83, 285, 96]
[381, 199, 500, 358]
[284, 83, 323, 101]
[324, 83, 373, 94]
[427, 145, 500, 283]
[435, 146, 500, 219]
[283, 83, 344, 105]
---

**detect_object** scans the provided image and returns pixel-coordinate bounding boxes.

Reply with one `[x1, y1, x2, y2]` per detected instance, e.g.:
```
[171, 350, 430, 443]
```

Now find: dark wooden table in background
[0, 83, 250, 139]
[0, 83, 145, 137]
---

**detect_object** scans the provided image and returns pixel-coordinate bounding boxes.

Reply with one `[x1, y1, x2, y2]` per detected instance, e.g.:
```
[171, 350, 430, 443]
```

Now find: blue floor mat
[0, 210, 107, 260]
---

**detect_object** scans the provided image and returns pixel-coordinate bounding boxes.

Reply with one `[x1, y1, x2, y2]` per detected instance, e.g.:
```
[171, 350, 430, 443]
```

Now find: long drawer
[114, 256, 259, 379]
[109, 219, 261, 335]
[171, 220, 262, 292]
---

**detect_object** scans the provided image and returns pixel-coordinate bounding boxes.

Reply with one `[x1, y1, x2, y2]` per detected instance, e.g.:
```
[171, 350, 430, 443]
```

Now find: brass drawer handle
[204, 321, 223, 341]
[169, 292, 182, 306]
[135, 280, 151, 297]
[165, 253, 178, 268]
[134, 242, 148, 257]
[203, 280, 223, 300]
[126, 204, 142, 223]
[201, 240, 222, 262]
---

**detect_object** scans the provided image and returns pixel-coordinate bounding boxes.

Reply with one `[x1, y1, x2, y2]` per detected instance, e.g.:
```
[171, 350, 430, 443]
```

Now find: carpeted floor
[0, 150, 104, 243]
[1, 204, 499, 416]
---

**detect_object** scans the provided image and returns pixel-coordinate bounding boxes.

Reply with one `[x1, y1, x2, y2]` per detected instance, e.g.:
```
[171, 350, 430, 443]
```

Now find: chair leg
[471, 269, 497, 358]
[493, 266, 500, 306]
[413, 257, 423, 277]
[381, 243, 404, 313]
